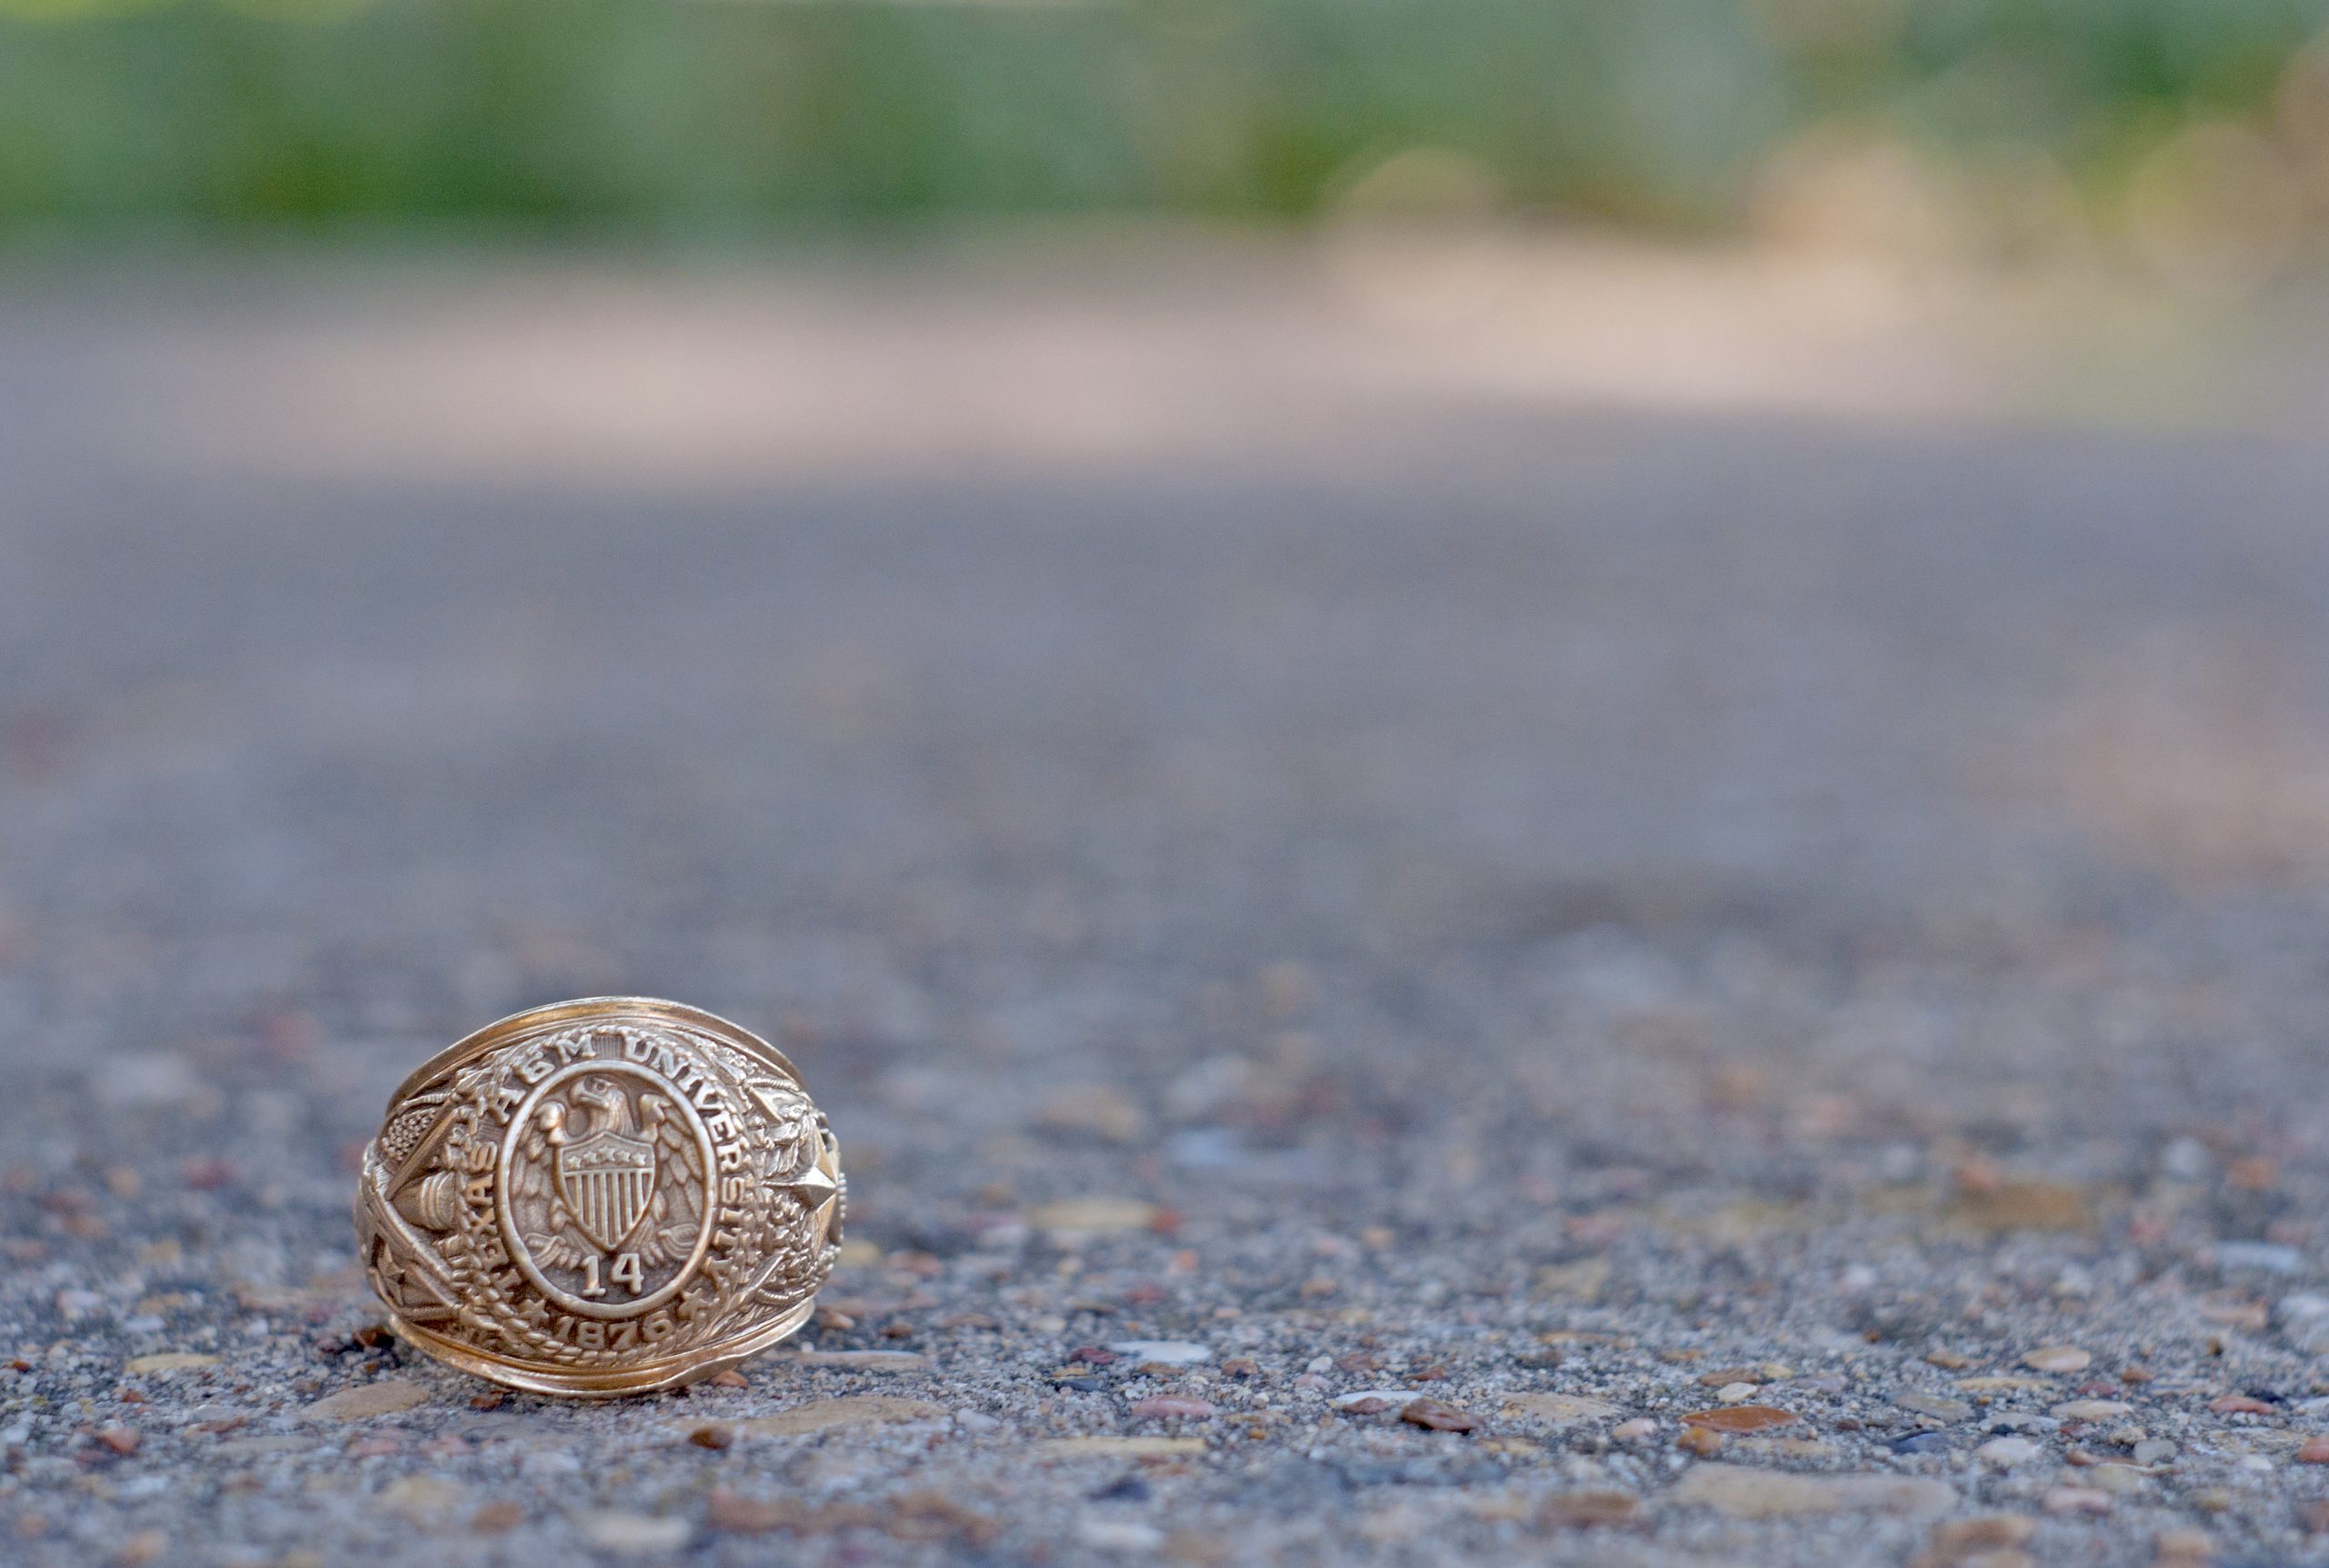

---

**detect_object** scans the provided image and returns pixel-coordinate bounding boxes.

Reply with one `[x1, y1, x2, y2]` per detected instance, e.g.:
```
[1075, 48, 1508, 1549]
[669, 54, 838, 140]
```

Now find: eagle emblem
[555, 1119, 656, 1252]
[511, 1073, 707, 1278]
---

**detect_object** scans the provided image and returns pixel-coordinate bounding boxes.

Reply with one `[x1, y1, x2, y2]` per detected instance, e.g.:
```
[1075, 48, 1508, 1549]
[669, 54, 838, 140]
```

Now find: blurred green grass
[3, 0, 2327, 236]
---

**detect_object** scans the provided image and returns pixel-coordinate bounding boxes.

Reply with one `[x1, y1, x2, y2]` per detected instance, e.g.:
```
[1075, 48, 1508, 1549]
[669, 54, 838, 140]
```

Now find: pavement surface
[7, 237, 2329, 1565]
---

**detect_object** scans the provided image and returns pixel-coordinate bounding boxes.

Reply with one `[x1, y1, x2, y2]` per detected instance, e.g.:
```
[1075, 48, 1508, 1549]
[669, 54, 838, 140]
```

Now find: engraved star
[772, 1162, 839, 1212]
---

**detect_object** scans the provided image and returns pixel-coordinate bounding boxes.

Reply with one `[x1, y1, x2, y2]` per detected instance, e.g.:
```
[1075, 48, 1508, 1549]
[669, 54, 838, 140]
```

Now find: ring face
[356, 998, 843, 1396]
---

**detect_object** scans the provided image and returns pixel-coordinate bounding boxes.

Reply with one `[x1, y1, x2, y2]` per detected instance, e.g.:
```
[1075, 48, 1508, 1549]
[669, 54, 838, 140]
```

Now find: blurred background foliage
[6, 0, 2329, 277]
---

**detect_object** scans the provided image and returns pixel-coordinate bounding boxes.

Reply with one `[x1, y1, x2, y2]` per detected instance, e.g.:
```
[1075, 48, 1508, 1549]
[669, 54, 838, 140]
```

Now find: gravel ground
[6, 242, 2329, 1566]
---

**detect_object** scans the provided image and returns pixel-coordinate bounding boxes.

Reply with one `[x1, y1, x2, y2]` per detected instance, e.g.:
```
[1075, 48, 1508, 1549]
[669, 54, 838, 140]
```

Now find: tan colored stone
[1538, 1490, 1639, 1527]
[2082, 1462, 2151, 1494]
[737, 1395, 946, 1437]
[304, 1380, 428, 1421]
[125, 1352, 219, 1375]
[1926, 1514, 2036, 1554]
[2022, 1346, 2092, 1373]
[1672, 1464, 1955, 1519]
[1030, 1197, 1158, 1233]
[1499, 1393, 1624, 1427]
[1036, 1435, 1207, 1458]
[775, 1350, 931, 1372]
[1475, 1436, 1541, 1457]
[469, 1502, 524, 1533]
[1951, 1181, 2093, 1231]
[1399, 1397, 1481, 1432]
[1681, 1404, 1796, 1432]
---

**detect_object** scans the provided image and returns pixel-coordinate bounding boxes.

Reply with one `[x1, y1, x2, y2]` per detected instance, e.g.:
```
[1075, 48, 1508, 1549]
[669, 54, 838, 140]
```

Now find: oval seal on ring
[498, 1056, 719, 1320]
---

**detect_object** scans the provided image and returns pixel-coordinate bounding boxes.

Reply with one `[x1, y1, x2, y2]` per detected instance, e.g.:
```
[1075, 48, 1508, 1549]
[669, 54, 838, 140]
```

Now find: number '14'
[580, 1253, 645, 1296]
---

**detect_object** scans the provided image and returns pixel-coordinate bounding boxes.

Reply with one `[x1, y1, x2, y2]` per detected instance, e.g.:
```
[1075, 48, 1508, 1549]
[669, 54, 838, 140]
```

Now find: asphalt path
[5, 243, 2329, 1565]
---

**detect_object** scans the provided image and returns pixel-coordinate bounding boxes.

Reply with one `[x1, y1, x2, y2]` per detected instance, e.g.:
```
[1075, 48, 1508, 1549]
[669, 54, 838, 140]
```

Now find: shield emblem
[556, 1129, 658, 1252]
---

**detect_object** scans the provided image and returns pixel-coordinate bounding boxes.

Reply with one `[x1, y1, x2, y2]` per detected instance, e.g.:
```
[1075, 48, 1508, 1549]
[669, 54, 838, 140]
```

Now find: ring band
[355, 997, 844, 1396]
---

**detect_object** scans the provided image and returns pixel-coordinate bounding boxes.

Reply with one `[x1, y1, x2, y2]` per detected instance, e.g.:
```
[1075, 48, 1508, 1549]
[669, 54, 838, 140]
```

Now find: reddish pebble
[1682, 1405, 1797, 1432]
[1220, 1358, 1258, 1378]
[709, 1370, 749, 1389]
[1064, 1347, 1117, 1366]
[470, 1502, 524, 1533]
[2209, 1394, 2274, 1415]
[689, 1424, 736, 1450]
[2298, 1436, 2329, 1464]
[180, 1158, 237, 1191]
[1677, 1426, 1723, 1456]
[1399, 1397, 1482, 1433]
[95, 1426, 139, 1456]
[1129, 1397, 1215, 1420]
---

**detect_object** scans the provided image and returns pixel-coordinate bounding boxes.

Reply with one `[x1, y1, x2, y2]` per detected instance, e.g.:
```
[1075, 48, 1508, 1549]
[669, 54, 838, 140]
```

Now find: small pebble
[1681, 1405, 1795, 1432]
[1399, 1397, 1481, 1433]
[2053, 1401, 2132, 1422]
[2022, 1346, 2092, 1374]
[1977, 1436, 2042, 1468]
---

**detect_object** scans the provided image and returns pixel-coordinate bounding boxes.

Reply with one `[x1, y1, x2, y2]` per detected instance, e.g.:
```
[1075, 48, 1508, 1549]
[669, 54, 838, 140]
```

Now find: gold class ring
[355, 997, 844, 1396]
